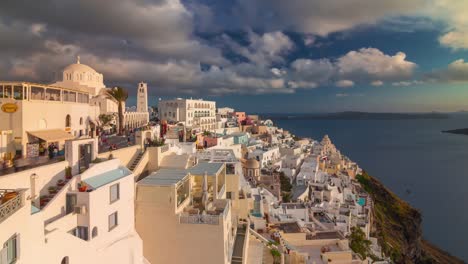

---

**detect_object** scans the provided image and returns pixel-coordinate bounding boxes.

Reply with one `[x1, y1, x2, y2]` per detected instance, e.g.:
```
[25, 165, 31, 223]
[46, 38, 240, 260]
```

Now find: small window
[61, 256, 69, 264]
[79, 117, 83, 125]
[226, 192, 232, 199]
[13, 86, 23, 100]
[108, 212, 118, 231]
[92, 227, 98, 238]
[3, 234, 18, 264]
[110, 183, 120, 203]
[3, 85, 12, 98]
[66, 115, 71, 127]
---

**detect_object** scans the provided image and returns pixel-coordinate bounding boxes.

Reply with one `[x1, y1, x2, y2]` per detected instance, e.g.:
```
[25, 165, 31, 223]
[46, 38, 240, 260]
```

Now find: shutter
[0, 247, 7, 264]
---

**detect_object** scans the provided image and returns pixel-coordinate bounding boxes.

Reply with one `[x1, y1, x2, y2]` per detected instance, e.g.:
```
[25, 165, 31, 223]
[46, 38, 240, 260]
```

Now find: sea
[269, 113, 468, 261]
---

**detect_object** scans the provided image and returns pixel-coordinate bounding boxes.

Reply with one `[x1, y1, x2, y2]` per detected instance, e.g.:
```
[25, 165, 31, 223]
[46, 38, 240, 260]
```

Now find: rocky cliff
[356, 172, 464, 264]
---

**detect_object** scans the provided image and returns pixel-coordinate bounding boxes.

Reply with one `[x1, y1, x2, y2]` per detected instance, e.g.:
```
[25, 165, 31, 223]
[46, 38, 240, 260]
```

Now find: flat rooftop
[139, 162, 224, 187]
[282, 203, 306, 209]
[84, 167, 131, 189]
[139, 168, 187, 186]
[308, 231, 344, 240]
[278, 222, 302, 233]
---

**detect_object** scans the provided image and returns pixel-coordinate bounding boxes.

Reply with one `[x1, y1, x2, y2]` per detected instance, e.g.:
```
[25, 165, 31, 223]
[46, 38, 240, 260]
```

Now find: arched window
[65, 115, 71, 127]
[79, 117, 83, 125]
[61, 256, 69, 264]
[92, 227, 98, 238]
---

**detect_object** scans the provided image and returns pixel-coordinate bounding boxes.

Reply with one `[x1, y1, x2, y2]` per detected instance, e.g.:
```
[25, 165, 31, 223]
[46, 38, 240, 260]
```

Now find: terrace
[0, 189, 25, 223]
[179, 199, 230, 225]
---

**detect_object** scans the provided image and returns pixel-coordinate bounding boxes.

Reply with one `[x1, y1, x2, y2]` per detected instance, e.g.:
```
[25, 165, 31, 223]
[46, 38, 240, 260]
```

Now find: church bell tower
[137, 82, 148, 113]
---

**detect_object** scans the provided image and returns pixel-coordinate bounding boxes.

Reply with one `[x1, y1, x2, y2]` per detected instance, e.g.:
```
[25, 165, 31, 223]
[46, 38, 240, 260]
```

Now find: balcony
[179, 199, 230, 225]
[0, 189, 25, 223]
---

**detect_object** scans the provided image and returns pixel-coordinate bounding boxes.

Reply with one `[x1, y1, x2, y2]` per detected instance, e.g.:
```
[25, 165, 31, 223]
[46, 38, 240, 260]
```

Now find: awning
[28, 129, 74, 142]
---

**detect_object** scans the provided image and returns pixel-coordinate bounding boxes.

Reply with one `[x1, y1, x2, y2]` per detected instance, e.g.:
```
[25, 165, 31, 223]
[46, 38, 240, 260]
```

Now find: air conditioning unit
[74, 205, 87, 215]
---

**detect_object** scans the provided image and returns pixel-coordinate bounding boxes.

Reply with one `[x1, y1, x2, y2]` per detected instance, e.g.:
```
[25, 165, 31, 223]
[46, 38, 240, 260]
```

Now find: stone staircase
[129, 151, 145, 171]
[232, 226, 247, 264]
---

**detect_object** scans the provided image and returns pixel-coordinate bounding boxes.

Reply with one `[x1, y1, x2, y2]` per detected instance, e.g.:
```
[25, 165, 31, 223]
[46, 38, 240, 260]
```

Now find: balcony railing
[0, 189, 25, 224]
[160, 145, 169, 153]
[179, 201, 230, 225]
[179, 214, 220, 225]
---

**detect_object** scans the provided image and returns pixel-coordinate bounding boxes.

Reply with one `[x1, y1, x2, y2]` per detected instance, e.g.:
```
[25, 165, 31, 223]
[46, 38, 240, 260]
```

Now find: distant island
[262, 111, 449, 120]
[442, 128, 468, 135]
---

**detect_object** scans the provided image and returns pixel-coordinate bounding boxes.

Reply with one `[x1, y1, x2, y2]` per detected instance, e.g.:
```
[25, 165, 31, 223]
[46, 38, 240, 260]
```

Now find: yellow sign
[1, 103, 18, 113]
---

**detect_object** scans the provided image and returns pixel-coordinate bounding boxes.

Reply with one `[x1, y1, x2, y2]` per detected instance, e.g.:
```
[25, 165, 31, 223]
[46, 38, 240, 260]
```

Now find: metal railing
[179, 214, 220, 225]
[160, 145, 169, 153]
[0, 189, 25, 224]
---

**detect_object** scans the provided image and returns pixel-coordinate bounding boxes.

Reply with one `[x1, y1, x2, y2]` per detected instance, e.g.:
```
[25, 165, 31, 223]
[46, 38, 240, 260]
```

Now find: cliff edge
[356, 172, 464, 264]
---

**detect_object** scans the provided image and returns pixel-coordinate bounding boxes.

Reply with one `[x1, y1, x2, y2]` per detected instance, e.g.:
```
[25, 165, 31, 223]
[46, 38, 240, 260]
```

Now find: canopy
[28, 129, 74, 142]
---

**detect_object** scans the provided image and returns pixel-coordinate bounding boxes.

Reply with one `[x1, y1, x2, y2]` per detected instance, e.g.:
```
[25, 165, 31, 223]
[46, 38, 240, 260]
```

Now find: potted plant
[65, 166, 72, 179]
[57, 179, 65, 187]
[78, 181, 88, 192]
[48, 186, 57, 195]
[40, 195, 50, 207]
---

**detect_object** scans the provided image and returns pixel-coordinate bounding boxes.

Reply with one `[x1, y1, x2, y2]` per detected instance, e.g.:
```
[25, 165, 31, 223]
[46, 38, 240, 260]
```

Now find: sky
[1, 0, 468, 113]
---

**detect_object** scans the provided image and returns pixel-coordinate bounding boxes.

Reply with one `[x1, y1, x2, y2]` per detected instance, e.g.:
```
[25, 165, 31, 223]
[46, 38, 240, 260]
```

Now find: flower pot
[79, 186, 88, 192]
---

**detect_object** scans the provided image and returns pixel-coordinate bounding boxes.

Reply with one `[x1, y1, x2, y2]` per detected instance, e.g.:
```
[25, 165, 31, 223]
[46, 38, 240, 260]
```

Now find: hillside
[356, 173, 464, 264]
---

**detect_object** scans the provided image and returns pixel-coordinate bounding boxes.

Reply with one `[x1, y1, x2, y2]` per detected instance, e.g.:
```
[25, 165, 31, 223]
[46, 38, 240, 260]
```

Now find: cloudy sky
[1, 0, 468, 112]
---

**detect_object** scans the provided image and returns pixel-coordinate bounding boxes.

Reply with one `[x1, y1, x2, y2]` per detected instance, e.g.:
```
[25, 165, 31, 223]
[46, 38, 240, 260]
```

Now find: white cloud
[224, 31, 294, 66]
[371, 80, 384, 86]
[439, 31, 468, 49]
[289, 48, 416, 88]
[335, 80, 355, 87]
[303, 35, 316, 46]
[287, 81, 318, 89]
[427, 59, 468, 82]
[290, 58, 335, 83]
[424, 0, 468, 49]
[337, 48, 417, 81]
[391, 80, 423, 86]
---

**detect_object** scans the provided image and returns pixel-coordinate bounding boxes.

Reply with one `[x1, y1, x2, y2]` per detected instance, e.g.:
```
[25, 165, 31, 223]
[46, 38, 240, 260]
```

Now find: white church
[0, 57, 149, 159]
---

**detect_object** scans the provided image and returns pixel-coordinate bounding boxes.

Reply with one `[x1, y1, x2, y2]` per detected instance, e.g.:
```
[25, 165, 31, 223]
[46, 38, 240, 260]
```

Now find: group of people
[47, 143, 59, 159]
[98, 132, 134, 152]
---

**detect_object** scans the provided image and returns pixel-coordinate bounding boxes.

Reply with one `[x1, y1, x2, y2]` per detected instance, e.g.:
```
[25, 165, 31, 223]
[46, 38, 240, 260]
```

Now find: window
[92, 227, 98, 238]
[66, 194, 77, 214]
[108, 212, 118, 231]
[45, 88, 61, 101]
[70, 226, 88, 241]
[31, 86, 45, 100]
[77, 93, 89, 103]
[226, 192, 232, 199]
[65, 115, 71, 127]
[3, 85, 12, 98]
[63, 91, 76, 102]
[79, 117, 83, 125]
[110, 183, 120, 203]
[2, 234, 18, 264]
[13, 86, 23, 100]
[61, 257, 69, 264]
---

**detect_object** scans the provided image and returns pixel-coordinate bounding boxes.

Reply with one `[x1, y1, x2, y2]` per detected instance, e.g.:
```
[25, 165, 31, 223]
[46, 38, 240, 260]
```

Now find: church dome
[63, 62, 97, 73]
[245, 158, 260, 169]
[53, 56, 105, 96]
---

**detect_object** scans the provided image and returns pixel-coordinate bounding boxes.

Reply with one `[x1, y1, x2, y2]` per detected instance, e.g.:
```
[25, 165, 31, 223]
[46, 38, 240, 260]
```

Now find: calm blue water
[271, 114, 468, 261]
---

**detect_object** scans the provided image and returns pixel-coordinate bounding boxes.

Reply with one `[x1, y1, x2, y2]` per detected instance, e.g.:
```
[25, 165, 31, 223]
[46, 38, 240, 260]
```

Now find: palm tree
[106, 87, 128, 135]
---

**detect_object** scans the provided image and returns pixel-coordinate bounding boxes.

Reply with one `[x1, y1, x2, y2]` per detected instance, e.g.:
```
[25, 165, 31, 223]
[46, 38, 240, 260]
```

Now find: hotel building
[158, 98, 217, 131]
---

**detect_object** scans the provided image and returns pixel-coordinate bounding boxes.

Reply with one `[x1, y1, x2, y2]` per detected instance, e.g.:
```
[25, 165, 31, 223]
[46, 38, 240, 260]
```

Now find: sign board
[1, 103, 18, 113]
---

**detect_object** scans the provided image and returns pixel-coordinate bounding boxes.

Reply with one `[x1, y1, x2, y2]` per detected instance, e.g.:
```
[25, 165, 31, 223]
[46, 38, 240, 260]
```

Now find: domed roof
[63, 56, 97, 73]
[245, 158, 260, 169]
